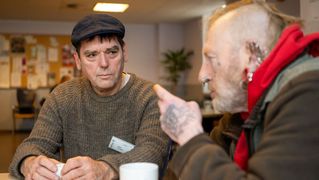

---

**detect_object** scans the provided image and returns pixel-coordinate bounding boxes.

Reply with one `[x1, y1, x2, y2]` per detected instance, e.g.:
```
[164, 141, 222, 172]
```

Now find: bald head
[207, 1, 301, 59]
[210, 4, 278, 59]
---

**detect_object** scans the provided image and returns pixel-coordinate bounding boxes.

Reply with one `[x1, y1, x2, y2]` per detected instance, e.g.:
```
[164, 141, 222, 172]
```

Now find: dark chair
[12, 88, 37, 134]
[159, 139, 173, 180]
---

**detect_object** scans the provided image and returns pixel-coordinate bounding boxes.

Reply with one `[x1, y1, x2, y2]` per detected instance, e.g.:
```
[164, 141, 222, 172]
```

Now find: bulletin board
[0, 34, 79, 89]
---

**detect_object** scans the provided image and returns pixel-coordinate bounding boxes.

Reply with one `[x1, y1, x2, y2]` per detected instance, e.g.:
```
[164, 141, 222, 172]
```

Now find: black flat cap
[71, 14, 125, 47]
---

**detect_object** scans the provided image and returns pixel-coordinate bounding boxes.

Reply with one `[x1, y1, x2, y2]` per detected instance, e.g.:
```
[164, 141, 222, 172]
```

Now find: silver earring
[247, 71, 254, 82]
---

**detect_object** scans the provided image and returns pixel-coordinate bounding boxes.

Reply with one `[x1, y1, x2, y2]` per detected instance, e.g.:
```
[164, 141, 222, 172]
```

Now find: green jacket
[166, 54, 319, 179]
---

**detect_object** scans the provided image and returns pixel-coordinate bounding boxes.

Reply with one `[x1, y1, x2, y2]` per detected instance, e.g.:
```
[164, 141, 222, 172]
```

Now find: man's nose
[198, 64, 207, 83]
[99, 53, 109, 67]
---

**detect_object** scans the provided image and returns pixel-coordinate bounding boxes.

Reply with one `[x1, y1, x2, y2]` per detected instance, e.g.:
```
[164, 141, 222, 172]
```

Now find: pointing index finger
[153, 84, 174, 101]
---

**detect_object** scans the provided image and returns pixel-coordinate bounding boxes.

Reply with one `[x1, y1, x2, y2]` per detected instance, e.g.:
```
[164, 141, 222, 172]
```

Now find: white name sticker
[108, 136, 135, 153]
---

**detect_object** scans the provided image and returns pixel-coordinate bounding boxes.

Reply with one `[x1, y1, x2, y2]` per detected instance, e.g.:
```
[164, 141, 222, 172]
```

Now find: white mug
[119, 162, 158, 180]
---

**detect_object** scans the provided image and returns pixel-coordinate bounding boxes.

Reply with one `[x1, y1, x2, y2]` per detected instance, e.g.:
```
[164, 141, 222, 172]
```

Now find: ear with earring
[240, 41, 267, 89]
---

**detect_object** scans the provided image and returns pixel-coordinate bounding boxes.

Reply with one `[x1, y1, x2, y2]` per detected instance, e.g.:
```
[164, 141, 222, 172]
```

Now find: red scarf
[234, 24, 319, 170]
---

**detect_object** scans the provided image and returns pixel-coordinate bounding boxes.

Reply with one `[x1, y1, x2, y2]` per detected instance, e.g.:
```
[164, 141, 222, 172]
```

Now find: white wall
[300, 0, 319, 33]
[158, 23, 185, 51]
[124, 24, 159, 82]
[0, 20, 75, 35]
[157, 23, 185, 85]
[184, 18, 203, 85]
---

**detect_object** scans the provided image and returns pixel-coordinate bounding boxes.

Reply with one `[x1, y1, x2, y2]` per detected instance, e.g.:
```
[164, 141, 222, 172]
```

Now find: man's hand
[21, 155, 60, 180]
[153, 84, 204, 146]
[61, 156, 118, 180]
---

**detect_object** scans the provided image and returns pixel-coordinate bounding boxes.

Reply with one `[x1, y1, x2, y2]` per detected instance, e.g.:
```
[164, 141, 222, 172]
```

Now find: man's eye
[108, 50, 118, 55]
[106, 49, 119, 58]
[205, 55, 214, 63]
[207, 55, 219, 65]
[86, 53, 97, 58]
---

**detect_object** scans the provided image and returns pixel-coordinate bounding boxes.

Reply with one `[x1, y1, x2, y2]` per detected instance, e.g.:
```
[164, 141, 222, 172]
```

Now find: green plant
[161, 48, 194, 85]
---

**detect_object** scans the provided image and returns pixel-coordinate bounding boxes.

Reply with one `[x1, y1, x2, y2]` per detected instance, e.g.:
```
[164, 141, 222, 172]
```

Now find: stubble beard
[212, 84, 247, 114]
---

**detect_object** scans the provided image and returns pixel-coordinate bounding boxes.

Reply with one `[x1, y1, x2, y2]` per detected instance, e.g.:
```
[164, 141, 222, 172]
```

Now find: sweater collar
[84, 73, 135, 102]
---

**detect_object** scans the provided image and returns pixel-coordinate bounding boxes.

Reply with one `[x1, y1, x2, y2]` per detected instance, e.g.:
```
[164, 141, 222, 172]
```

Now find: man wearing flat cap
[10, 14, 169, 180]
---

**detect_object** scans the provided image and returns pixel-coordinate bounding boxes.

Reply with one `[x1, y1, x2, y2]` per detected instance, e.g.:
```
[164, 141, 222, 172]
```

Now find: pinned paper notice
[48, 47, 58, 62]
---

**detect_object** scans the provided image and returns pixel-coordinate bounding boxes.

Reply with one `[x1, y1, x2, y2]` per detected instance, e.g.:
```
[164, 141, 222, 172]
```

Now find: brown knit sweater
[9, 74, 169, 179]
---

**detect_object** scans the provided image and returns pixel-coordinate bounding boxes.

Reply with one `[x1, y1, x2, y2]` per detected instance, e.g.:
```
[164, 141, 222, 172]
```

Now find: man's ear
[240, 41, 267, 87]
[73, 52, 82, 70]
[123, 44, 128, 63]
